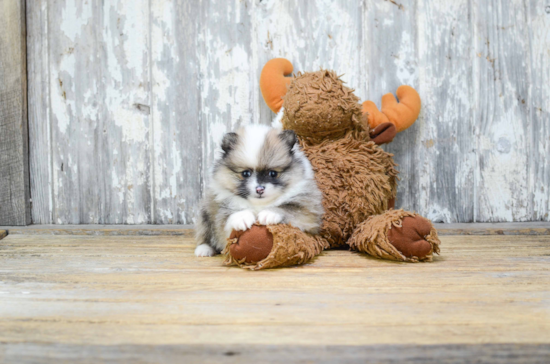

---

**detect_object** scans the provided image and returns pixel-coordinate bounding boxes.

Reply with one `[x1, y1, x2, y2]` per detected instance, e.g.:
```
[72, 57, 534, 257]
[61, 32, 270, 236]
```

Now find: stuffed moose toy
[223, 58, 441, 270]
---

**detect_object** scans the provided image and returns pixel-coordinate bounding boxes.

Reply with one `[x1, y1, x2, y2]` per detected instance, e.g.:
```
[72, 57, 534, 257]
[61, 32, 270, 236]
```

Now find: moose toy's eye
[269, 170, 278, 178]
[241, 170, 251, 178]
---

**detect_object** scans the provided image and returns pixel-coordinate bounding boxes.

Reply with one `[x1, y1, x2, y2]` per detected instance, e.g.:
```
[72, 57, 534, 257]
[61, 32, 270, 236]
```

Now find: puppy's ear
[221, 132, 238, 154]
[279, 130, 297, 150]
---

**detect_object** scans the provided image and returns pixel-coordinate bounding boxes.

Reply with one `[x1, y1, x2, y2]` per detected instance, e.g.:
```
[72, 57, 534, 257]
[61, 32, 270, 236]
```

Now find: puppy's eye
[241, 170, 251, 178]
[269, 170, 278, 178]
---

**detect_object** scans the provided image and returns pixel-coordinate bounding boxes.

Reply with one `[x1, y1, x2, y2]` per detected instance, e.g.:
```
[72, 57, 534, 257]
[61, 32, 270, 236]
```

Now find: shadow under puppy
[195, 124, 324, 257]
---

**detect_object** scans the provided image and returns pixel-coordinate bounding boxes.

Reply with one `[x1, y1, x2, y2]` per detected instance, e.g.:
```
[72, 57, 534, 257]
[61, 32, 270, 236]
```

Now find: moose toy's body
[224, 59, 440, 270]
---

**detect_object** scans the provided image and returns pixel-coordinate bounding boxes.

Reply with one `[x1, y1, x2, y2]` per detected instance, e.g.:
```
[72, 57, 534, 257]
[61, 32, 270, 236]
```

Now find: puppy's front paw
[257, 210, 284, 225]
[226, 210, 256, 232]
[195, 244, 216, 257]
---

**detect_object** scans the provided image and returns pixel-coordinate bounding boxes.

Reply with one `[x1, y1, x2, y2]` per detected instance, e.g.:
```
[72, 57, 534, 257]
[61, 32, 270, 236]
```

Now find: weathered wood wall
[0, 0, 30, 226]
[26, 0, 550, 224]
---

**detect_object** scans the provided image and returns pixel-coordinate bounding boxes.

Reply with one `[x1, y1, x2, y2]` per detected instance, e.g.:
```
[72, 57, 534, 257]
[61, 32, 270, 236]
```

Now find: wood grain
[414, 0, 474, 222]
[25, 1, 550, 223]
[27, 0, 52, 225]
[0, 233, 549, 362]
[150, 0, 202, 224]
[28, 0, 153, 224]
[1, 343, 549, 364]
[0, 0, 30, 226]
[527, 0, 550, 221]
[474, 0, 534, 222]
[0, 222, 549, 236]
[0, 224, 195, 237]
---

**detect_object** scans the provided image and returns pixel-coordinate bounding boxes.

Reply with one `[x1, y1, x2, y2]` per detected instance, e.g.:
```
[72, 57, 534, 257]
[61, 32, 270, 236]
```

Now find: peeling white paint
[394, 31, 417, 86]
[60, 0, 92, 42]
[28, 0, 550, 224]
[52, 53, 76, 135]
[120, 2, 147, 74]
[426, 204, 454, 223]
[113, 108, 148, 143]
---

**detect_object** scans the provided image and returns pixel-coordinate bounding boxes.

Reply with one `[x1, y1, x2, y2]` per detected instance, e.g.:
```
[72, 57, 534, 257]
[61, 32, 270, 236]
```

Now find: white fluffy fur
[225, 209, 256, 234]
[237, 124, 271, 168]
[194, 244, 216, 257]
[271, 107, 285, 128]
[257, 210, 284, 225]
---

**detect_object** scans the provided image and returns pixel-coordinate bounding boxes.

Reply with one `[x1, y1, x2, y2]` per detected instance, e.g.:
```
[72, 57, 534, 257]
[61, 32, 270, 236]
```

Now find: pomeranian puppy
[195, 124, 324, 257]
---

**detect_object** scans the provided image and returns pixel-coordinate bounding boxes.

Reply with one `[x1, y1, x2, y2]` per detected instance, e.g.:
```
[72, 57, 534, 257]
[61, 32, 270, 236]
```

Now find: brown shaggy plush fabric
[348, 209, 441, 262]
[281, 70, 369, 145]
[278, 68, 398, 248]
[224, 224, 329, 270]
[302, 132, 398, 248]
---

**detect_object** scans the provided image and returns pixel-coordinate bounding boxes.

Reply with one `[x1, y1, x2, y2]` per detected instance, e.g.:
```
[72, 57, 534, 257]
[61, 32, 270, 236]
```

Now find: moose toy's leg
[348, 209, 441, 262]
[223, 224, 329, 270]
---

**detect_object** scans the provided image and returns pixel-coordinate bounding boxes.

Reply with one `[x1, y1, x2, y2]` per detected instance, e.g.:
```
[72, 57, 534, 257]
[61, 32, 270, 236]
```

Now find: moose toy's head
[260, 58, 422, 145]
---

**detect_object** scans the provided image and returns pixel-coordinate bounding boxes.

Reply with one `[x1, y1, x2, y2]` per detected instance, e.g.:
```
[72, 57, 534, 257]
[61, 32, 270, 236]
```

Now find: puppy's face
[214, 126, 301, 205]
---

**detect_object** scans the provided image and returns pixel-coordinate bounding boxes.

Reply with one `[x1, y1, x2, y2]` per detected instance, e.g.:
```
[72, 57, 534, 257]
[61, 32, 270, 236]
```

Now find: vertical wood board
[0, 0, 30, 225]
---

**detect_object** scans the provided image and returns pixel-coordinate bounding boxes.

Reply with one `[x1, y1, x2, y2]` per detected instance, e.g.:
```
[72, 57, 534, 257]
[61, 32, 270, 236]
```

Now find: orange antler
[260, 58, 294, 113]
[362, 86, 421, 132]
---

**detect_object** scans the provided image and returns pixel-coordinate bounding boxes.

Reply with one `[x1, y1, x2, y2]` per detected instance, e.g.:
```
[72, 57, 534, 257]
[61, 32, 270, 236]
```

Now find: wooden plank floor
[0, 231, 549, 363]
[2, 221, 550, 236]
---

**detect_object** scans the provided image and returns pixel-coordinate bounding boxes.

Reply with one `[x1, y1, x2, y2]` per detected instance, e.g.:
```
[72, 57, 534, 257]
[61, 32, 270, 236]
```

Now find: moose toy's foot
[348, 209, 441, 262]
[387, 215, 434, 259]
[227, 225, 274, 264]
[223, 224, 328, 270]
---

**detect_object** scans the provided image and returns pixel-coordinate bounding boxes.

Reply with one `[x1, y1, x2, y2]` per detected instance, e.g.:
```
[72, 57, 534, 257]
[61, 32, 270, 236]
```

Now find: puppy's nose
[256, 186, 265, 195]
